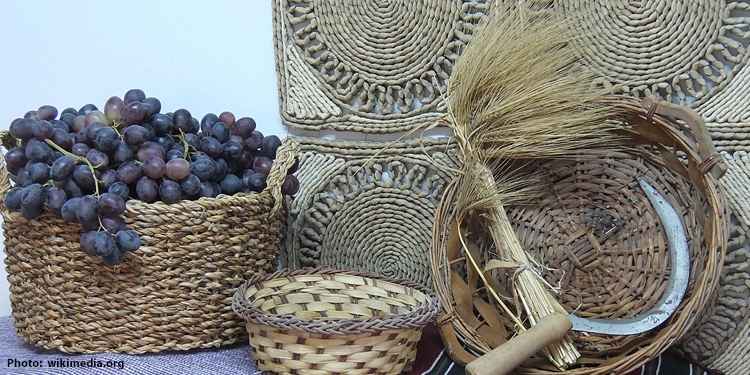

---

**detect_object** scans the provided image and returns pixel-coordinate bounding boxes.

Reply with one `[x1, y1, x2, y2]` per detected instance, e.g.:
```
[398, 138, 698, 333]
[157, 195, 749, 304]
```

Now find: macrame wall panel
[281, 137, 458, 287]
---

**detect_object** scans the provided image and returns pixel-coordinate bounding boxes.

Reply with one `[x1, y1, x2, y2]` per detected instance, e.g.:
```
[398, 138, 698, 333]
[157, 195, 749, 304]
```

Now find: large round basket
[429, 96, 730, 374]
[1, 134, 300, 354]
[232, 267, 440, 375]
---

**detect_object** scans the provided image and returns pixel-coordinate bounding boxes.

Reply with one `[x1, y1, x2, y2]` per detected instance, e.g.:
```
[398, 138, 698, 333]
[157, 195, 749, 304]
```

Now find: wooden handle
[464, 312, 573, 375]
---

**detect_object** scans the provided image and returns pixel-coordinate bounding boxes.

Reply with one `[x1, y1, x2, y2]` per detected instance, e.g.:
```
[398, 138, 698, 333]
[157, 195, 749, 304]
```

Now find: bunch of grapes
[2, 89, 299, 266]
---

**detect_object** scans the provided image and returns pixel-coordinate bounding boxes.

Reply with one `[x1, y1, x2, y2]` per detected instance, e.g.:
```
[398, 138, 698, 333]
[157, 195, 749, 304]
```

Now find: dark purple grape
[71, 143, 91, 157]
[184, 133, 200, 151]
[119, 102, 147, 127]
[5, 148, 28, 169]
[71, 115, 87, 133]
[149, 113, 173, 135]
[115, 229, 141, 252]
[79, 231, 98, 256]
[246, 172, 267, 193]
[83, 121, 107, 143]
[218, 111, 236, 129]
[101, 215, 126, 233]
[45, 186, 67, 214]
[4, 187, 23, 211]
[243, 132, 262, 152]
[122, 124, 150, 146]
[60, 113, 77, 127]
[172, 109, 192, 133]
[140, 123, 157, 140]
[86, 148, 109, 170]
[155, 135, 176, 150]
[142, 156, 166, 179]
[104, 96, 126, 125]
[32, 120, 55, 139]
[190, 156, 217, 181]
[253, 156, 274, 177]
[50, 120, 70, 132]
[94, 231, 117, 257]
[198, 181, 214, 197]
[61, 197, 80, 222]
[210, 158, 228, 182]
[25, 138, 54, 163]
[20, 204, 43, 220]
[219, 174, 242, 195]
[23, 110, 37, 120]
[166, 148, 184, 161]
[209, 122, 230, 143]
[50, 155, 76, 181]
[200, 113, 218, 134]
[72, 164, 97, 190]
[99, 169, 117, 190]
[108, 182, 130, 201]
[102, 247, 123, 265]
[159, 180, 182, 204]
[228, 135, 243, 144]
[142, 97, 161, 115]
[136, 176, 158, 202]
[116, 161, 142, 185]
[288, 157, 300, 174]
[80, 217, 100, 232]
[110, 142, 134, 165]
[98, 193, 126, 215]
[210, 182, 222, 197]
[124, 89, 146, 105]
[10, 118, 35, 140]
[14, 169, 31, 187]
[21, 182, 45, 206]
[179, 174, 201, 196]
[260, 135, 282, 159]
[77, 104, 98, 116]
[238, 151, 255, 170]
[165, 158, 190, 180]
[199, 136, 222, 159]
[51, 128, 73, 151]
[60, 178, 83, 198]
[61, 107, 77, 116]
[141, 102, 157, 121]
[281, 174, 300, 196]
[188, 117, 200, 133]
[35, 105, 58, 121]
[93, 126, 119, 151]
[27, 162, 50, 183]
[136, 141, 166, 162]
[75, 195, 98, 223]
[221, 141, 243, 161]
[233, 117, 256, 138]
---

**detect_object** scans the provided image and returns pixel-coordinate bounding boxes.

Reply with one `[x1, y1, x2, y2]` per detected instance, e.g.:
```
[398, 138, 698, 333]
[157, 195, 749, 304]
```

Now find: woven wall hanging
[281, 137, 458, 287]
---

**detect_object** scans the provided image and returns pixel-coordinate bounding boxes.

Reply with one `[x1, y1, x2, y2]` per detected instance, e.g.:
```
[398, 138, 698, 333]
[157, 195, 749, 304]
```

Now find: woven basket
[232, 267, 440, 375]
[0, 133, 300, 354]
[429, 96, 730, 374]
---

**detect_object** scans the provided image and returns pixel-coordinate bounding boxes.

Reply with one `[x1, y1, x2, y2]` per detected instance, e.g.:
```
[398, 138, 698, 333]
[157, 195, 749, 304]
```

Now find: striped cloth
[0, 316, 720, 375]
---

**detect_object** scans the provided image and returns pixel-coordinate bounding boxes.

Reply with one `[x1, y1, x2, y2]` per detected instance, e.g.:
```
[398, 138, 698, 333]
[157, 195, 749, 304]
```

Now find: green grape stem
[44, 139, 102, 197]
[178, 130, 190, 159]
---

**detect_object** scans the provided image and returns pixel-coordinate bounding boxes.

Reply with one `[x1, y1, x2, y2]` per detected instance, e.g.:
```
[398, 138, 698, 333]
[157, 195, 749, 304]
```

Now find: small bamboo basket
[430, 96, 730, 374]
[232, 267, 440, 375]
[1, 133, 300, 354]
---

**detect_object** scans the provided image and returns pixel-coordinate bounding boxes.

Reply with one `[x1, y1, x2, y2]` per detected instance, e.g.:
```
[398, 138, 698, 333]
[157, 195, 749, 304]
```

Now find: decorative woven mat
[272, 0, 490, 133]
[281, 136, 458, 287]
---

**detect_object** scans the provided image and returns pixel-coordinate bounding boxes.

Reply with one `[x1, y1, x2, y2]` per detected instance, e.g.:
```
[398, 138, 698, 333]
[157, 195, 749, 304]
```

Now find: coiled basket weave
[430, 96, 730, 374]
[0, 133, 300, 354]
[232, 267, 440, 375]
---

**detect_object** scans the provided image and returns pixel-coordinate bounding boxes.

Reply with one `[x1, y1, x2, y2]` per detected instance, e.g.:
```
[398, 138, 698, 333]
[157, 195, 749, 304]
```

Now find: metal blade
[567, 178, 690, 335]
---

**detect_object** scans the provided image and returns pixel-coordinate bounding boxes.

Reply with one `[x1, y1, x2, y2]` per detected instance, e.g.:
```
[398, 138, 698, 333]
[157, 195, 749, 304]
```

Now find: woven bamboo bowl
[430, 96, 730, 374]
[232, 267, 440, 375]
[1, 133, 300, 354]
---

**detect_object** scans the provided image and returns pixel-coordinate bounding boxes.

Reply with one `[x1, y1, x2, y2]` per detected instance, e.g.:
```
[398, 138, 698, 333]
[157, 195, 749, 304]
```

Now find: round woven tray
[232, 267, 440, 375]
[0, 134, 300, 354]
[430, 96, 730, 374]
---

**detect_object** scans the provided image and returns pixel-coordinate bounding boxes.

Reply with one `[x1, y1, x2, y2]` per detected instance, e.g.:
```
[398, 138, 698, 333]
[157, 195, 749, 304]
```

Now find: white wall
[0, 1, 288, 316]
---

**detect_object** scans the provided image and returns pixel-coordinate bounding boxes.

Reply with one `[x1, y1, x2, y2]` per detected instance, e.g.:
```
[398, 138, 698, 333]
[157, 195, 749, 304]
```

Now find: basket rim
[232, 267, 441, 336]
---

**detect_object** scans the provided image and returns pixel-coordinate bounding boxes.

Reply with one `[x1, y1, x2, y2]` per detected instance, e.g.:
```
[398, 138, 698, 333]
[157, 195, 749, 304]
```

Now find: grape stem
[44, 139, 102, 197]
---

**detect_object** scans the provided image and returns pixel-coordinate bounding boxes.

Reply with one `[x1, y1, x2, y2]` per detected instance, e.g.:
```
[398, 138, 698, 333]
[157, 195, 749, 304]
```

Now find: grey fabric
[0, 316, 262, 375]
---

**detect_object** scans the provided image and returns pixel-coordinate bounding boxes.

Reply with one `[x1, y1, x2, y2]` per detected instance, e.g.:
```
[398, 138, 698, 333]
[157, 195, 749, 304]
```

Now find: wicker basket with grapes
[0, 89, 300, 354]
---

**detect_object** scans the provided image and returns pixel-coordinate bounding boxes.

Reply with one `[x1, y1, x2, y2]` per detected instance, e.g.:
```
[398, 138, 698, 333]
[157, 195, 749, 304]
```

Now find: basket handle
[264, 137, 300, 215]
[0, 130, 17, 204]
[640, 96, 726, 179]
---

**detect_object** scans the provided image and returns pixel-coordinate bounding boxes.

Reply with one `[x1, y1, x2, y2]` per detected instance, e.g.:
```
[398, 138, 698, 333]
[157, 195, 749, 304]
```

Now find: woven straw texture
[430, 96, 730, 374]
[272, 0, 492, 133]
[232, 267, 440, 375]
[0, 134, 300, 354]
[281, 136, 458, 287]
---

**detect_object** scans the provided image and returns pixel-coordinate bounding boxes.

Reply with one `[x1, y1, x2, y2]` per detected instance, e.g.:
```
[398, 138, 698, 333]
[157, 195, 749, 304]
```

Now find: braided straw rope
[0, 135, 299, 354]
[232, 267, 440, 375]
[430, 96, 729, 374]
[281, 136, 458, 287]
